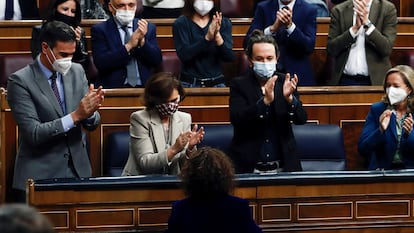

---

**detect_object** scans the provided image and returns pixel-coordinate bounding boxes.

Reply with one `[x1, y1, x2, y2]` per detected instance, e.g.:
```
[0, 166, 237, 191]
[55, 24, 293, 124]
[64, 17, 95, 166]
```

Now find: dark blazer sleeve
[284, 3, 317, 55]
[358, 102, 388, 157]
[72, 29, 90, 70]
[243, 1, 276, 49]
[130, 21, 162, 67]
[217, 17, 235, 62]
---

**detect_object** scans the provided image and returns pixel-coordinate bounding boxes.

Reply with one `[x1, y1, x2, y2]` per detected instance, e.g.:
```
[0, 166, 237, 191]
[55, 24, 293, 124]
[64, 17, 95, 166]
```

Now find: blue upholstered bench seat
[104, 123, 346, 176]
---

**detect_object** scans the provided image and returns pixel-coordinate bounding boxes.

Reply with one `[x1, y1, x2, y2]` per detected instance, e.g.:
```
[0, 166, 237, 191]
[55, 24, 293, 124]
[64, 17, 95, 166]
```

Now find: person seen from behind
[165, 146, 262, 233]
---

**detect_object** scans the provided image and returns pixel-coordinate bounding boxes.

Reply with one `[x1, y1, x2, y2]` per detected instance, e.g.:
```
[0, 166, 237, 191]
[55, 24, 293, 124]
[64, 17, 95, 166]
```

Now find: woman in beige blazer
[122, 72, 204, 175]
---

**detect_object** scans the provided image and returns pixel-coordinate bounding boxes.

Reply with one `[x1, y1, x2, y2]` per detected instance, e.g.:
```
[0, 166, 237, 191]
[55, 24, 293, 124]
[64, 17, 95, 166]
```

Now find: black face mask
[54, 11, 78, 27]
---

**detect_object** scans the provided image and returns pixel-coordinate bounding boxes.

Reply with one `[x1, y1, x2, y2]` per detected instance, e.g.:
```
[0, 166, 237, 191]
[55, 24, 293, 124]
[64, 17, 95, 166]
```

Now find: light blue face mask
[253, 61, 277, 81]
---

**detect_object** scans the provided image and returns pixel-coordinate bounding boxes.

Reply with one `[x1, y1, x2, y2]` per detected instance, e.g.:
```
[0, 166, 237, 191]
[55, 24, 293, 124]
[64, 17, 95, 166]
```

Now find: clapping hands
[205, 12, 224, 45]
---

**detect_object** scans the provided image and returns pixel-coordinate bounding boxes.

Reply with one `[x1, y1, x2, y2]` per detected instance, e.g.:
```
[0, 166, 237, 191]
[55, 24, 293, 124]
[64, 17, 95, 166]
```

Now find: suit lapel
[62, 70, 74, 113]
[245, 71, 264, 101]
[171, 113, 184, 145]
[344, 3, 354, 28]
[368, 0, 380, 25]
[149, 110, 167, 152]
[32, 61, 64, 116]
[108, 18, 124, 48]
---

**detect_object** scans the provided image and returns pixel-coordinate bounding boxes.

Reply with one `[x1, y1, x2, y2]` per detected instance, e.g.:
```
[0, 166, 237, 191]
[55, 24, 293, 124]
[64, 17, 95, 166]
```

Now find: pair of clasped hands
[270, 5, 293, 32]
[263, 74, 298, 105]
[71, 84, 105, 125]
[352, 0, 370, 33]
[125, 19, 148, 51]
[205, 11, 224, 46]
[171, 124, 205, 157]
[379, 111, 413, 135]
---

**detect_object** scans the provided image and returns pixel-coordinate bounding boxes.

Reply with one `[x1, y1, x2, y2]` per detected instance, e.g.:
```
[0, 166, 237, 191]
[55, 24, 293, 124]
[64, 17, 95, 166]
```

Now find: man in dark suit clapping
[229, 29, 307, 174]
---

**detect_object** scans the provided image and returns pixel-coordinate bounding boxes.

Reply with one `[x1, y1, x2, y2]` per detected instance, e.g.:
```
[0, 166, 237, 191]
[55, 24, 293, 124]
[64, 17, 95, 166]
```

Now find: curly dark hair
[179, 147, 235, 200]
[143, 72, 186, 110]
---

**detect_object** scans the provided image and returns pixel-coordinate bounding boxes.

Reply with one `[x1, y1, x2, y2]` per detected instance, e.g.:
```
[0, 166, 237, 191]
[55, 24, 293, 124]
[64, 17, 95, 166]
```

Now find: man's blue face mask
[253, 61, 277, 81]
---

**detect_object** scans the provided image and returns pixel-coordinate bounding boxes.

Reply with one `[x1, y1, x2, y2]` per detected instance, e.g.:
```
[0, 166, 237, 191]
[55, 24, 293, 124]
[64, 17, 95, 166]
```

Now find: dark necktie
[50, 73, 64, 112]
[5, 0, 14, 20]
[121, 26, 140, 87]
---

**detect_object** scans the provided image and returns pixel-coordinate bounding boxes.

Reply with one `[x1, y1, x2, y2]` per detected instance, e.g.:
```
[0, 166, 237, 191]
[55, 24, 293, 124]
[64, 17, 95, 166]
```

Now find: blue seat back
[104, 131, 130, 176]
[292, 124, 346, 171]
[198, 124, 233, 155]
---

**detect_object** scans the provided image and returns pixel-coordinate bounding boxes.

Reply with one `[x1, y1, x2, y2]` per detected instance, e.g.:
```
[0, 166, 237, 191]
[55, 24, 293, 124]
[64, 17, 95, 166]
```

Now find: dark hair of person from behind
[381, 65, 414, 112]
[245, 29, 280, 59]
[44, 0, 82, 27]
[181, 0, 220, 18]
[39, 20, 77, 49]
[144, 72, 186, 110]
[179, 147, 235, 200]
[0, 203, 55, 233]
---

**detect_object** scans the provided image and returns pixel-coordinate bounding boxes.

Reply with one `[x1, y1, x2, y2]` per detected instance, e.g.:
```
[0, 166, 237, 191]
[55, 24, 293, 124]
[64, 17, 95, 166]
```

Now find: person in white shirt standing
[327, 0, 397, 85]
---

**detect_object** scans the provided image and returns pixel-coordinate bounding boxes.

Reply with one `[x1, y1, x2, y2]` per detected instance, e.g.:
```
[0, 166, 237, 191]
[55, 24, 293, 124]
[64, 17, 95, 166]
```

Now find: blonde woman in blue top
[172, 0, 235, 87]
[358, 65, 414, 170]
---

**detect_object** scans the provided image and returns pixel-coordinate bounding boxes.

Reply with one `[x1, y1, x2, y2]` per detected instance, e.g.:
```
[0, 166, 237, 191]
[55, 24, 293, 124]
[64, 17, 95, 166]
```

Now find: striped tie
[50, 73, 64, 112]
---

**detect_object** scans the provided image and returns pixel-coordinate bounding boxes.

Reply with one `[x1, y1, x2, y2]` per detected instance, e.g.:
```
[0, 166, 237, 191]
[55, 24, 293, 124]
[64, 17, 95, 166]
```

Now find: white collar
[278, 0, 295, 10]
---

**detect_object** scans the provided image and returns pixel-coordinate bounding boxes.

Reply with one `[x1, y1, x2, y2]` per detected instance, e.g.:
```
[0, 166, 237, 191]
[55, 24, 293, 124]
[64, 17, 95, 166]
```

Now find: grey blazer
[326, 0, 397, 85]
[7, 60, 100, 191]
[122, 109, 192, 176]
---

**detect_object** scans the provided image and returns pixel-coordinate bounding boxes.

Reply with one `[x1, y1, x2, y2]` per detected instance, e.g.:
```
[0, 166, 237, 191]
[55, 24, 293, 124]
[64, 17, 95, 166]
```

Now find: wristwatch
[363, 20, 373, 29]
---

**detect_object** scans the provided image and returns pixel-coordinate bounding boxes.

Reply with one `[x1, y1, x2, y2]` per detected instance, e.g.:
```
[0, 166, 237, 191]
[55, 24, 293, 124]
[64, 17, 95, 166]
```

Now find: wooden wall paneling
[399, 0, 414, 17]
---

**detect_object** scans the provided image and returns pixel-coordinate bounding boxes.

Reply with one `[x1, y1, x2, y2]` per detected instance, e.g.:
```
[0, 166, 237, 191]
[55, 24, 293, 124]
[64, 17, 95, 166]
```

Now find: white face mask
[193, 0, 214, 16]
[386, 86, 408, 105]
[253, 61, 277, 81]
[112, 5, 135, 26]
[46, 48, 72, 76]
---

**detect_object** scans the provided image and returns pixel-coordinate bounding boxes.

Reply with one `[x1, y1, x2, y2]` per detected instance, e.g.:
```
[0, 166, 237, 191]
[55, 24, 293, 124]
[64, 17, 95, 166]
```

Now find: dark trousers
[339, 73, 371, 85]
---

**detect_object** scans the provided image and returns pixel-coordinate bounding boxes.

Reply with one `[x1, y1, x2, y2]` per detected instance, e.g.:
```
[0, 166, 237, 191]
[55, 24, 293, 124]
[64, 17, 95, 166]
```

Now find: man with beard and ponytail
[229, 29, 307, 174]
[7, 21, 104, 202]
[358, 65, 414, 170]
[122, 72, 205, 176]
[91, 0, 162, 88]
[31, 0, 89, 71]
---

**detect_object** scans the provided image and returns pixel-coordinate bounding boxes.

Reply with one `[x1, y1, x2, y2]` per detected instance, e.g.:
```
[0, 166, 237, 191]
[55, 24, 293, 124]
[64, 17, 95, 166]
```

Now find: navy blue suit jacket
[244, 0, 317, 86]
[165, 195, 262, 233]
[358, 102, 414, 170]
[91, 17, 162, 88]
